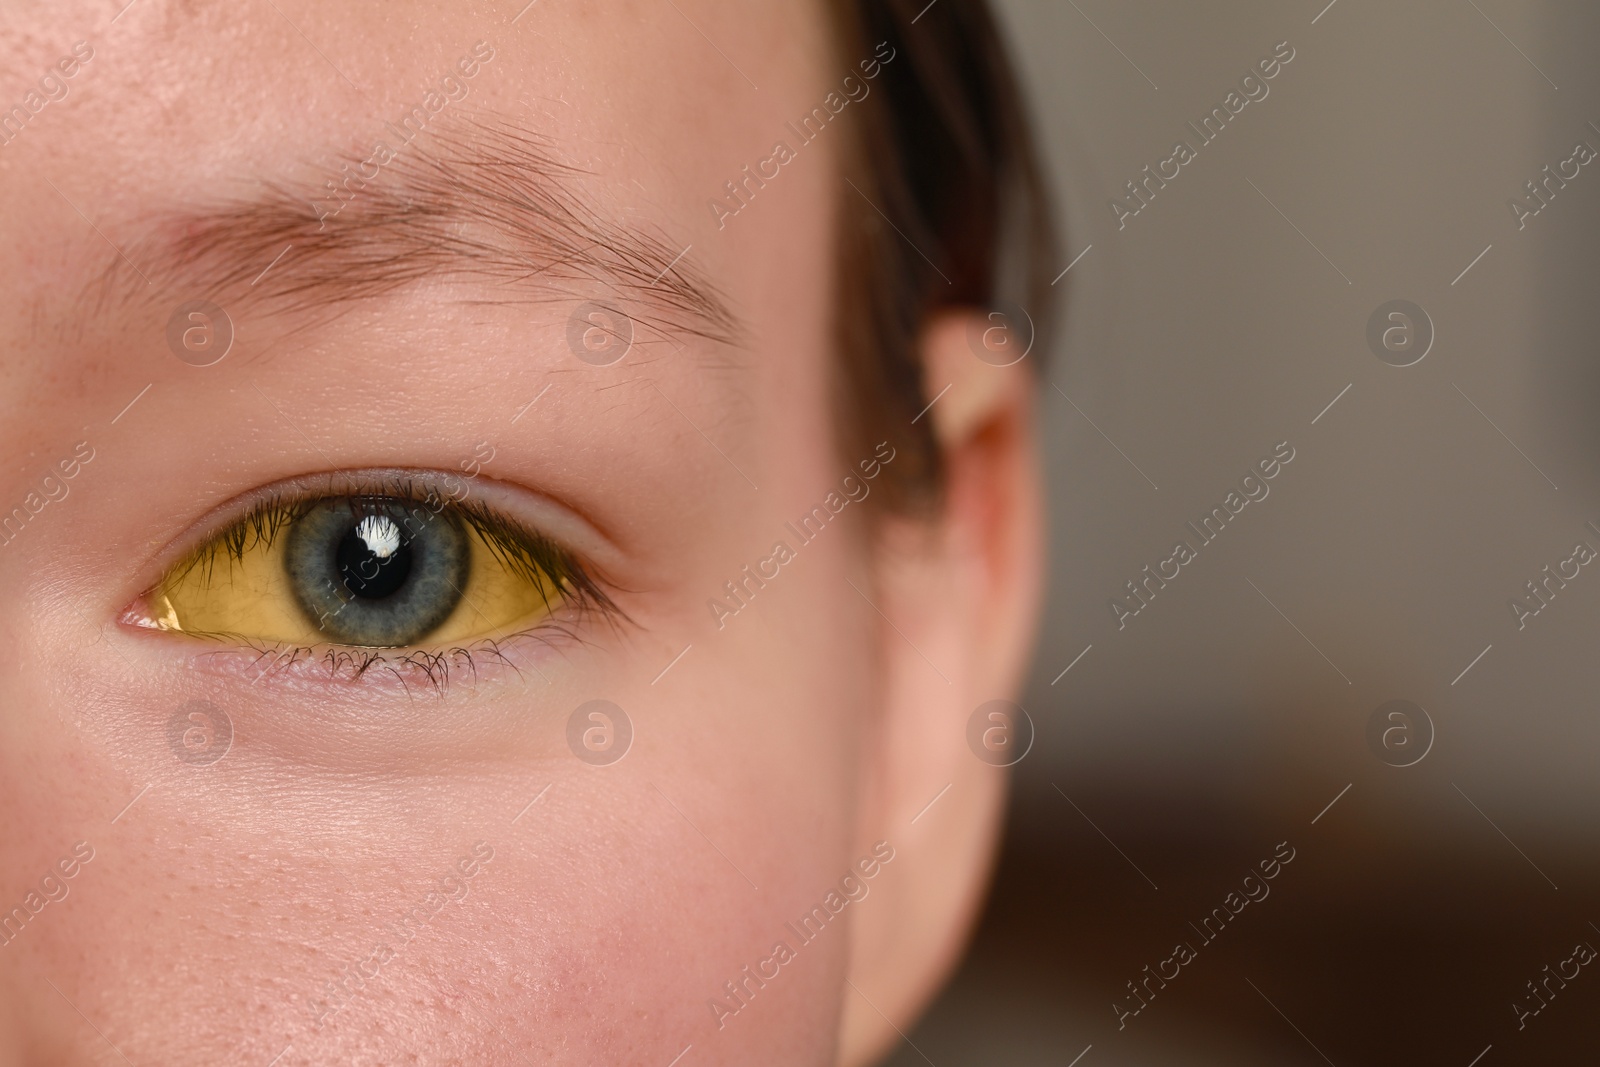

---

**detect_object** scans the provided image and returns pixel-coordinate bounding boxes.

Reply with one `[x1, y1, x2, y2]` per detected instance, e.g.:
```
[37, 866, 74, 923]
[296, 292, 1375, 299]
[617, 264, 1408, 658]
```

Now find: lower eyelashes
[134, 479, 606, 652]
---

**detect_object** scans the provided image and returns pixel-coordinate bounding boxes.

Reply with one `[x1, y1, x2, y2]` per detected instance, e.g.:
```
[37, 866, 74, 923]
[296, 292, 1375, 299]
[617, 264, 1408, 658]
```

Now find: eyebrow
[99, 116, 739, 348]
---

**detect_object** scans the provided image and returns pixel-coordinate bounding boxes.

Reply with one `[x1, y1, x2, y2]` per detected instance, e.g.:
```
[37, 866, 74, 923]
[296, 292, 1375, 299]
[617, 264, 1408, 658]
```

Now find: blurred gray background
[889, 1, 1600, 1063]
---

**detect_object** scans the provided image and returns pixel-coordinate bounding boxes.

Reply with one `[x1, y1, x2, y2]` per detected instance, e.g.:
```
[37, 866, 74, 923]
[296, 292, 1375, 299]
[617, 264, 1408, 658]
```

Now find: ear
[839, 309, 1046, 1065]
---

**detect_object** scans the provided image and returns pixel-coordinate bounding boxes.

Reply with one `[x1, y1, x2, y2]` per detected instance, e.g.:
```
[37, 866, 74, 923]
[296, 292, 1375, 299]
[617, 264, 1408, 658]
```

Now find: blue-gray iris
[286, 497, 469, 647]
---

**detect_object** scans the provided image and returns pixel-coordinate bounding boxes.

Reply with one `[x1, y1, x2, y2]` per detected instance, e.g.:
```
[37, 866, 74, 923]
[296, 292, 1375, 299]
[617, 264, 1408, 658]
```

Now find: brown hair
[828, 0, 1059, 514]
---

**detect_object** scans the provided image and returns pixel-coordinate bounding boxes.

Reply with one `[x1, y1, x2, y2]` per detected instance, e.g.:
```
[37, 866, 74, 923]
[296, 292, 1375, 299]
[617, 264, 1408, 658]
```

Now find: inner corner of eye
[144, 494, 564, 649]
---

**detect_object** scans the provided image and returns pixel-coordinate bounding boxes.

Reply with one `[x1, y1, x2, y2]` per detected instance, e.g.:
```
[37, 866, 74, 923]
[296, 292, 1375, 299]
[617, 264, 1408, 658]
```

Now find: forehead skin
[0, 2, 887, 1065]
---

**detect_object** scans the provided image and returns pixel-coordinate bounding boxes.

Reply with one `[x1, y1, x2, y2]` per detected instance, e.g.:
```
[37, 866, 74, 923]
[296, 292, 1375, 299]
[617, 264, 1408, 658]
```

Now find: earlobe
[839, 310, 1046, 1066]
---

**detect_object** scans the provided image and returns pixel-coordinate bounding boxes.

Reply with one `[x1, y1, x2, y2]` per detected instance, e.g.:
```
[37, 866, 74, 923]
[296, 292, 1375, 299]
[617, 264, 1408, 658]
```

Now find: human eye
[123, 471, 616, 668]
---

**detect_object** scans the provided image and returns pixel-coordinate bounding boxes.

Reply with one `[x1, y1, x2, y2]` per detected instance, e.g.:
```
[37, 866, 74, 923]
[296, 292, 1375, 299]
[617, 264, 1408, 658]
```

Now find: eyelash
[166, 475, 622, 692]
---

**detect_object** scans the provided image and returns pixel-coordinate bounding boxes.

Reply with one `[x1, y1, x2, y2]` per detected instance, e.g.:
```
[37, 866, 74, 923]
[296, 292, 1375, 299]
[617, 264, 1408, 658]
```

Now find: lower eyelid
[175, 612, 595, 696]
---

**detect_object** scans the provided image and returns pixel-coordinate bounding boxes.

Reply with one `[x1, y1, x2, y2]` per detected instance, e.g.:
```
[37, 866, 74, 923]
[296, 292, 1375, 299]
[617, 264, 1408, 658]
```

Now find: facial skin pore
[0, 2, 1043, 1064]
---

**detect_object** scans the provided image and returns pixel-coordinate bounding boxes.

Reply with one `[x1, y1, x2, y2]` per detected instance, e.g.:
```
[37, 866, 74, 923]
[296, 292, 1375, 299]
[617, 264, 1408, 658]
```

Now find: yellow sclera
[150, 510, 560, 648]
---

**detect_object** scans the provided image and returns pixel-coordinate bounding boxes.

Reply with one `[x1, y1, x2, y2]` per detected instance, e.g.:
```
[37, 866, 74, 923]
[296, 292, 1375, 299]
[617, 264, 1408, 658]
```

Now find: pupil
[336, 515, 412, 599]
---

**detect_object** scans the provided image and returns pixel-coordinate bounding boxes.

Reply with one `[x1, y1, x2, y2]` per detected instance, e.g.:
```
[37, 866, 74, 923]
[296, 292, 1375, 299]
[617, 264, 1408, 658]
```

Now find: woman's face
[0, 1, 927, 1062]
